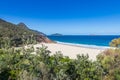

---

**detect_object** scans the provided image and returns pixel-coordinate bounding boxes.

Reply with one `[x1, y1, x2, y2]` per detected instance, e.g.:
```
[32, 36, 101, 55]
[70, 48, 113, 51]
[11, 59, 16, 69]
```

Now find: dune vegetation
[110, 38, 120, 47]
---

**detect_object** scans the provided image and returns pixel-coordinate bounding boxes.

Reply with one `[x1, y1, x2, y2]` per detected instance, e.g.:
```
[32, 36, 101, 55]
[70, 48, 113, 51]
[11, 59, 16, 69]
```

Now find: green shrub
[110, 38, 120, 47]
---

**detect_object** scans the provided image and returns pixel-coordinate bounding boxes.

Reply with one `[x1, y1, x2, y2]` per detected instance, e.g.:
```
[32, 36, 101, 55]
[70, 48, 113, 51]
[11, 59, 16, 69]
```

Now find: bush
[97, 49, 120, 80]
[110, 38, 120, 47]
[0, 46, 102, 80]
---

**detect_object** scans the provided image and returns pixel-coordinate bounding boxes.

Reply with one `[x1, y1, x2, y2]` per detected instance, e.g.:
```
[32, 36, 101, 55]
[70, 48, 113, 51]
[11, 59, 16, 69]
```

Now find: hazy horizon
[0, 0, 120, 35]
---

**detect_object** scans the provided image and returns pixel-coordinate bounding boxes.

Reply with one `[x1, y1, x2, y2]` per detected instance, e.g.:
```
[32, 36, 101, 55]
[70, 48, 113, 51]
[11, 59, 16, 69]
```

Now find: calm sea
[48, 35, 120, 47]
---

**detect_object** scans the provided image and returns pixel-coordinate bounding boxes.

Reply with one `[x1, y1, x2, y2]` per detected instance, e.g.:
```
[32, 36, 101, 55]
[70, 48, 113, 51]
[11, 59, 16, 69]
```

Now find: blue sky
[0, 0, 120, 35]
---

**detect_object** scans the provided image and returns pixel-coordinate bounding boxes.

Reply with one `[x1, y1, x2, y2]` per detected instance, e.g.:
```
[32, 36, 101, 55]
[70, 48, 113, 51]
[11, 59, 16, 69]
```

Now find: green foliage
[114, 68, 120, 80]
[0, 19, 48, 48]
[0, 46, 102, 80]
[110, 38, 120, 47]
[97, 49, 120, 80]
[74, 54, 102, 80]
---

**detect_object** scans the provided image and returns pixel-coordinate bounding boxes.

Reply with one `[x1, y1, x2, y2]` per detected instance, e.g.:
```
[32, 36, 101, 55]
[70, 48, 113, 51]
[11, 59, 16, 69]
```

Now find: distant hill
[0, 18, 52, 48]
[51, 33, 63, 36]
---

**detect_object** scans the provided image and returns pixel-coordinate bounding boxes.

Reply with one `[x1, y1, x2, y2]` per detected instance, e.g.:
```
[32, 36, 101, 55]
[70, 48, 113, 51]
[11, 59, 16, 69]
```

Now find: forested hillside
[0, 19, 52, 48]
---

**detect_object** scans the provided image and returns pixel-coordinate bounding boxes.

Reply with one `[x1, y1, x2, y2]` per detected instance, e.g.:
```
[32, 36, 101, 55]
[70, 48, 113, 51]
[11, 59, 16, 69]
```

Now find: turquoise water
[48, 35, 120, 47]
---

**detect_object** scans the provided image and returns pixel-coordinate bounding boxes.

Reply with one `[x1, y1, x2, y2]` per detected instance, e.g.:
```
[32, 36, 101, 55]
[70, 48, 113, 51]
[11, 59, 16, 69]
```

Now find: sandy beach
[33, 43, 105, 61]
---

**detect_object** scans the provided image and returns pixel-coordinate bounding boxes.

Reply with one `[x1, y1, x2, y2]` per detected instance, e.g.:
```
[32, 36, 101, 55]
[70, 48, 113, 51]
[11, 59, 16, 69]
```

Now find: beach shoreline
[56, 41, 110, 50]
[33, 42, 106, 61]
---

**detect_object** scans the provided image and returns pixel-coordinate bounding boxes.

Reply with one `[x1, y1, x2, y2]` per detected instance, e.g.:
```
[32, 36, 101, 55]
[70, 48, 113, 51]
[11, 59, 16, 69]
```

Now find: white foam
[56, 41, 113, 50]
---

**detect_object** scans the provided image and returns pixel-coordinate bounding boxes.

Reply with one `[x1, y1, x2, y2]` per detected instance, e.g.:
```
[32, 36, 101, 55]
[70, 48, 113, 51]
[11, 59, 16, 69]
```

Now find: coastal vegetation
[97, 49, 120, 80]
[0, 19, 120, 80]
[0, 46, 102, 80]
[0, 45, 120, 80]
[110, 38, 120, 47]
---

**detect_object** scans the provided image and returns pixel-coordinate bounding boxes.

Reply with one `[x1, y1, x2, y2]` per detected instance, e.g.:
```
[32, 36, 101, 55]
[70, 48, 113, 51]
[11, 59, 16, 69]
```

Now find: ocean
[48, 35, 120, 48]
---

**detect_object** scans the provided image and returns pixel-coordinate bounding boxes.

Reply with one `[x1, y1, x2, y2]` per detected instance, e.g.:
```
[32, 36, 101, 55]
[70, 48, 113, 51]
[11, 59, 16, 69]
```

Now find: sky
[0, 0, 120, 35]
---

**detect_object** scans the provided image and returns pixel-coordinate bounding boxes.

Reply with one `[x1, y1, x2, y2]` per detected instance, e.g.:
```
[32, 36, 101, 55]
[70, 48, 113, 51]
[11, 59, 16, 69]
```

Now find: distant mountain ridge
[0, 18, 52, 47]
[17, 22, 46, 36]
